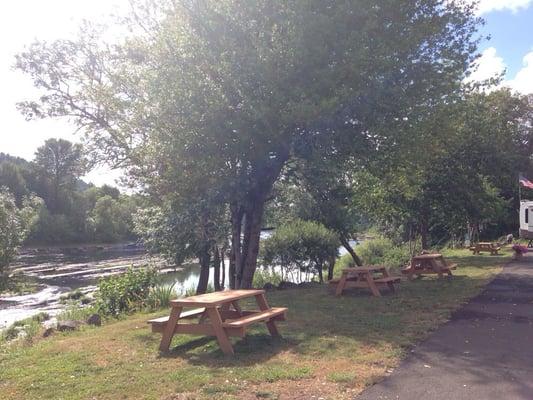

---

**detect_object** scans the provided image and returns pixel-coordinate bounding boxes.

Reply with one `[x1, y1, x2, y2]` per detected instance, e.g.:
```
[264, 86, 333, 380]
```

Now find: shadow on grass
[157, 332, 296, 367]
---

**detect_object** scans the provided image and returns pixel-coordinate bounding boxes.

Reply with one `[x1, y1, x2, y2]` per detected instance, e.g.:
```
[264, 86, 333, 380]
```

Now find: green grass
[0, 249, 508, 400]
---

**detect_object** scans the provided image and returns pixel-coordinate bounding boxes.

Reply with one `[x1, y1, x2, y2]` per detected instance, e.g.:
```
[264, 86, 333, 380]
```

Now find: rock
[57, 320, 81, 332]
[42, 327, 55, 338]
[86, 314, 102, 327]
[277, 281, 298, 290]
[262, 283, 276, 291]
[298, 281, 322, 289]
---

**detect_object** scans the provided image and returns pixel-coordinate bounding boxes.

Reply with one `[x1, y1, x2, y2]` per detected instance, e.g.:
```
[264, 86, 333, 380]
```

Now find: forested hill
[0, 139, 139, 245]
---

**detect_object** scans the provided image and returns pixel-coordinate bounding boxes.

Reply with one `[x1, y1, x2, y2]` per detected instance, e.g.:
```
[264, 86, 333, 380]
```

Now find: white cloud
[506, 51, 533, 94]
[476, 0, 533, 15]
[466, 47, 506, 84]
[467, 47, 533, 95]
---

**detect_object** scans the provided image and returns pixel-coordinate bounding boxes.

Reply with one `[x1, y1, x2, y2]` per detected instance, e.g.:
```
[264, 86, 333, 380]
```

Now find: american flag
[519, 173, 533, 189]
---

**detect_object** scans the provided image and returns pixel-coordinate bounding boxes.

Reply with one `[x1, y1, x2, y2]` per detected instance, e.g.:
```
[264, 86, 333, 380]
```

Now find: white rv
[520, 200, 533, 240]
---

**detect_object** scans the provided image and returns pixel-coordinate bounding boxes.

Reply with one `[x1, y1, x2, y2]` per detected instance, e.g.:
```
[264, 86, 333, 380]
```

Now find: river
[0, 237, 357, 329]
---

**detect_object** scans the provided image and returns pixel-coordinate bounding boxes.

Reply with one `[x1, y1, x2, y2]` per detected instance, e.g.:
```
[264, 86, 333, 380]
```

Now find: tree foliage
[0, 189, 39, 288]
[17, 0, 482, 285]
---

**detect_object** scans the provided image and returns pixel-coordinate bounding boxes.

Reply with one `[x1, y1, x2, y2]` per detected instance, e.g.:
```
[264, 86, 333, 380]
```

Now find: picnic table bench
[469, 242, 501, 255]
[402, 253, 457, 280]
[148, 289, 287, 356]
[329, 265, 400, 297]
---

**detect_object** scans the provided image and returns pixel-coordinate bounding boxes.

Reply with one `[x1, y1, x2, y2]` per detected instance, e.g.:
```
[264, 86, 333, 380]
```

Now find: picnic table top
[171, 289, 265, 307]
[412, 253, 443, 260]
[476, 242, 496, 246]
[343, 266, 387, 273]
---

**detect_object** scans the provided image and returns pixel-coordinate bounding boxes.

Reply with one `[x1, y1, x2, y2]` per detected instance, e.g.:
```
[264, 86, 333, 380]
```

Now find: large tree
[33, 138, 89, 213]
[16, 0, 481, 287]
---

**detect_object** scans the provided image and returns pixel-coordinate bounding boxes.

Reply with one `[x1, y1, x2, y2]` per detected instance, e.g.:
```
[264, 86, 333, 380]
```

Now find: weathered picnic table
[469, 242, 501, 255]
[148, 289, 287, 355]
[329, 266, 400, 297]
[402, 253, 457, 280]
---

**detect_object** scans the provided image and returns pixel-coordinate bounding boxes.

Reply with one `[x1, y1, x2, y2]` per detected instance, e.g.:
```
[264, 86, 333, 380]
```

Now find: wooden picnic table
[402, 253, 457, 280]
[329, 265, 400, 297]
[469, 242, 501, 255]
[148, 289, 287, 356]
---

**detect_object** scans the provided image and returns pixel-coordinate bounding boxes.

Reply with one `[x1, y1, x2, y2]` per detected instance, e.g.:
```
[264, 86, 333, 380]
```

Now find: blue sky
[470, 1, 533, 92]
[481, 8, 532, 76]
[0, 0, 531, 186]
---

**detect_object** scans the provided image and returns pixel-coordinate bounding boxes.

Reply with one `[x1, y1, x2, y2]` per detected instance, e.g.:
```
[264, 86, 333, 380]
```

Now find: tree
[0, 189, 39, 289]
[16, 0, 481, 287]
[134, 200, 229, 294]
[352, 89, 533, 248]
[0, 162, 28, 205]
[33, 138, 89, 213]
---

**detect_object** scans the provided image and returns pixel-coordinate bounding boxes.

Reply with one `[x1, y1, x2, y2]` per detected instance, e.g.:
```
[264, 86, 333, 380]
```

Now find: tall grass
[336, 237, 411, 273]
[147, 283, 178, 310]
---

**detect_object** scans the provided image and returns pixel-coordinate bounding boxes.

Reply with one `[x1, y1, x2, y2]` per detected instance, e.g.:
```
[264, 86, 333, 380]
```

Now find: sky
[0, 0, 532, 186]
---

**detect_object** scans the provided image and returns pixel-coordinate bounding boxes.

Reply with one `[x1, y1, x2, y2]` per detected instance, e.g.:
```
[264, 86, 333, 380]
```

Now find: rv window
[527, 208, 530, 224]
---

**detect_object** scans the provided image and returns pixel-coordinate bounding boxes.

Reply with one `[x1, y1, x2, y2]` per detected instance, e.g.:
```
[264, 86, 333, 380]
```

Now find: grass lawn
[0, 249, 509, 400]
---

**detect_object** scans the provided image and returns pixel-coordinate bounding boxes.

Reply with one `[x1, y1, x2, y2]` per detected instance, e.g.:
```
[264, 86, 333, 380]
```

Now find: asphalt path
[356, 253, 533, 400]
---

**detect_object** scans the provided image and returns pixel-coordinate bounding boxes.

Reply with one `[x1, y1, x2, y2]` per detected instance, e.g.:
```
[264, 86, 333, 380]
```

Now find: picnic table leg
[205, 307, 234, 356]
[159, 306, 182, 352]
[378, 268, 395, 293]
[231, 300, 243, 316]
[364, 273, 382, 297]
[255, 293, 281, 337]
[335, 272, 348, 296]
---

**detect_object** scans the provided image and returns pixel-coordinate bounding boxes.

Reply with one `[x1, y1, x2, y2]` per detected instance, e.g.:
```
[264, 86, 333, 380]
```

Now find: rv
[519, 200, 533, 241]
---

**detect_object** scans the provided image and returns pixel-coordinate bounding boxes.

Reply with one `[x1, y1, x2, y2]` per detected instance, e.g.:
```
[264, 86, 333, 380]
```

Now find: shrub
[261, 220, 338, 282]
[96, 267, 157, 316]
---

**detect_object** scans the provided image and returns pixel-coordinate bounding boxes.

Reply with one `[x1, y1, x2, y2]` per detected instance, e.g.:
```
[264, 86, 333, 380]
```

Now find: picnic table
[402, 253, 457, 280]
[148, 289, 287, 356]
[469, 242, 501, 255]
[329, 265, 400, 297]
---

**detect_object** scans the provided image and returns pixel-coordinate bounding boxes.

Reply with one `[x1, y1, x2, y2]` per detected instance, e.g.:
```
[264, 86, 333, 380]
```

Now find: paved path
[357, 253, 533, 400]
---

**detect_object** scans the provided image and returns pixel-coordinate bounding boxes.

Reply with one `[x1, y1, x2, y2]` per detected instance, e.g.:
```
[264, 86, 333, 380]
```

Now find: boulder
[42, 327, 55, 338]
[277, 281, 298, 290]
[57, 320, 81, 332]
[86, 314, 102, 327]
[262, 282, 276, 291]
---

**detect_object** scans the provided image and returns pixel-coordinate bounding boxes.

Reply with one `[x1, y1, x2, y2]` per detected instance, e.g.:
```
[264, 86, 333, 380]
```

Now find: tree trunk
[327, 256, 336, 281]
[239, 201, 265, 289]
[340, 235, 362, 266]
[220, 245, 226, 289]
[230, 203, 244, 289]
[196, 248, 211, 294]
[420, 218, 429, 250]
[317, 262, 324, 283]
[213, 245, 221, 291]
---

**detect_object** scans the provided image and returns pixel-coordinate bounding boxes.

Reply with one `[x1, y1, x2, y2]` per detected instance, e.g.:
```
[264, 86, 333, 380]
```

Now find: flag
[519, 173, 533, 189]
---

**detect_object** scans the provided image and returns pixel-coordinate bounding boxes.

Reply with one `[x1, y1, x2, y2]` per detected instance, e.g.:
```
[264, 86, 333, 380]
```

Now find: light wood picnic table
[148, 289, 287, 355]
[469, 242, 501, 255]
[329, 265, 400, 297]
[402, 253, 457, 280]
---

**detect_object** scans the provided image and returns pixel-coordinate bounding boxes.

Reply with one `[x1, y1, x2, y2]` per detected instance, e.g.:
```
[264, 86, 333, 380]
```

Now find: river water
[0, 238, 357, 329]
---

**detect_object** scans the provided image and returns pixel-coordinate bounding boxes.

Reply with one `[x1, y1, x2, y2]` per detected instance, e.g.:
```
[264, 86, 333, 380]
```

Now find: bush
[261, 220, 338, 282]
[96, 267, 157, 316]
